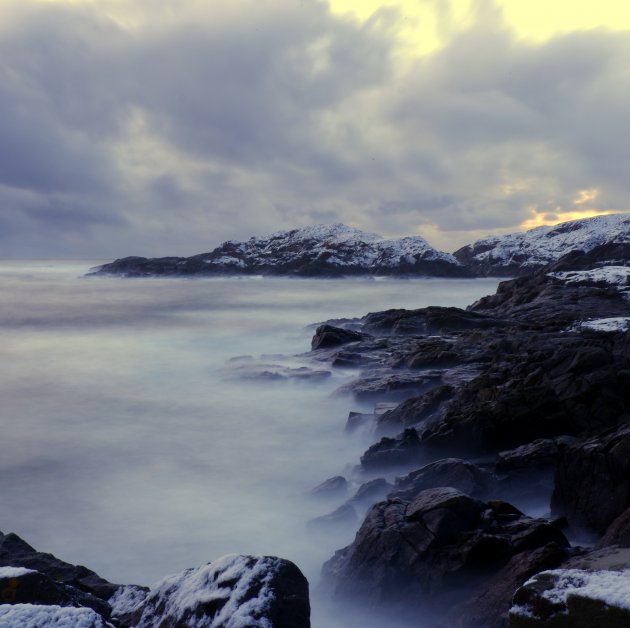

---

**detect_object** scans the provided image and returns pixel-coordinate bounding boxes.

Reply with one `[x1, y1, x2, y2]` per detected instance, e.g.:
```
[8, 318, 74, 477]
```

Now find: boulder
[311, 325, 367, 350]
[309, 476, 348, 500]
[322, 488, 568, 621]
[126, 555, 310, 628]
[307, 505, 358, 533]
[391, 458, 495, 501]
[598, 509, 630, 548]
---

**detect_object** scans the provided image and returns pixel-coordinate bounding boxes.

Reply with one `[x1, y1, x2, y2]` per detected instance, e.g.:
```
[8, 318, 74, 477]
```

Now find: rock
[598, 509, 630, 548]
[348, 479, 393, 509]
[450, 543, 570, 628]
[509, 568, 630, 627]
[309, 476, 348, 499]
[307, 505, 358, 533]
[376, 385, 454, 435]
[322, 489, 568, 621]
[344, 411, 373, 433]
[496, 437, 577, 472]
[0, 566, 112, 620]
[91, 224, 470, 278]
[360, 428, 423, 471]
[551, 423, 630, 535]
[0, 604, 114, 627]
[361, 306, 509, 335]
[0, 532, 119, 601]
[311, 325, 367, 350]
[391, 458, 495, 501]
[337, 369, 443, 402]
[127, 555, 310, 628]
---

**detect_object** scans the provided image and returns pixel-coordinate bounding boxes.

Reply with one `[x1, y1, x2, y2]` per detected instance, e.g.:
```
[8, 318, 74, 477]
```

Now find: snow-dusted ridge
[454, 213, 630, 276]
[91, 223, 470, 278]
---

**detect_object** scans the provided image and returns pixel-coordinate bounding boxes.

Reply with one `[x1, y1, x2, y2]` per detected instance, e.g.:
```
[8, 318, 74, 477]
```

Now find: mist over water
[0, 261, 500, 625]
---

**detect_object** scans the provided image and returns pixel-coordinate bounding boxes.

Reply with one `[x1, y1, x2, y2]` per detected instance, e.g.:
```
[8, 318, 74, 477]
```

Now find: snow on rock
[0, 567, 35, 578]
[0, 604, 114, 627]
[575, 317, 630, 333]
[91, 224, 469, 278]
[455, 213, 630, 276]
[509, 568, 630, 627]
[127, 554, 310, 628]
[549, 266, 630, 288]
[107, 585, 148, 618]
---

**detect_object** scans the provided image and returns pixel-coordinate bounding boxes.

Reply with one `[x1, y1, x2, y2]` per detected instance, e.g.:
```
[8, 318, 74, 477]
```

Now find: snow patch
[576, 317, 630, 333]
[515, 569, 630, 613]
[0, 567, 36, 578]
[0, 604, 113, 627]
[549, 266, 630, 287]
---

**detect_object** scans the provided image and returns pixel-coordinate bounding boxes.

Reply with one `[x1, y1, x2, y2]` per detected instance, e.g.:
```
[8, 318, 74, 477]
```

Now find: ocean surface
[0, 261, 500, 625]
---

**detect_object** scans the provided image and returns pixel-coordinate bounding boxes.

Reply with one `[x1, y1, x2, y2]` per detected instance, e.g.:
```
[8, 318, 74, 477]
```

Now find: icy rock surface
[127, 554, 310, 628]
[455, 214, 630, 276]
[509, 569, 630, 627]
[0, 604, 114, 627]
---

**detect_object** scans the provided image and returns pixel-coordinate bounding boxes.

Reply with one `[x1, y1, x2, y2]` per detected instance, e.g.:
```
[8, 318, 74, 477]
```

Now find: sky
[1, 0, 629, 258]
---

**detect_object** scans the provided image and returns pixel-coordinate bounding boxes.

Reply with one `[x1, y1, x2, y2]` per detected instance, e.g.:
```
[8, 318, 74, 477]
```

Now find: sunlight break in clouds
[0, 0, 629, 256]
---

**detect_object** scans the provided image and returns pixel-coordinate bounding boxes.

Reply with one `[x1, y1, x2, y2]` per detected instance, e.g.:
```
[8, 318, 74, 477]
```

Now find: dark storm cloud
[0, 0, 628, 257]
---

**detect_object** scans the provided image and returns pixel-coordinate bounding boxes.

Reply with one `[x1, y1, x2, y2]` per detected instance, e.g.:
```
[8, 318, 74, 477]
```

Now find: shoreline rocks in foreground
[308, 244, 630, 627]
[0, 531, 310, 628]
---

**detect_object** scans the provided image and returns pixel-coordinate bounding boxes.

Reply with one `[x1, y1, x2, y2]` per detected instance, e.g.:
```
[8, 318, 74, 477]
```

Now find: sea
[0, 260, 500, 626]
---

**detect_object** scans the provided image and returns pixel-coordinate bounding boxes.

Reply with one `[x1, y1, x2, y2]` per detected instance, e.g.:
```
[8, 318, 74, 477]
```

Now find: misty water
[0, 261, 501, 626]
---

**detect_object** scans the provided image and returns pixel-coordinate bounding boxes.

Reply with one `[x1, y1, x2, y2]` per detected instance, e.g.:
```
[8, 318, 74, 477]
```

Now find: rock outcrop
[90, 224, 469, 278]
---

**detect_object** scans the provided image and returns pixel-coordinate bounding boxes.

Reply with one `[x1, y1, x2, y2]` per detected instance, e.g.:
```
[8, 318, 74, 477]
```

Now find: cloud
[0, 0, 628, 257]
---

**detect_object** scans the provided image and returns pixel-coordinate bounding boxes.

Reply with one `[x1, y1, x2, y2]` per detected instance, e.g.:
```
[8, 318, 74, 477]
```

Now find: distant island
[90, 214, 630, 279]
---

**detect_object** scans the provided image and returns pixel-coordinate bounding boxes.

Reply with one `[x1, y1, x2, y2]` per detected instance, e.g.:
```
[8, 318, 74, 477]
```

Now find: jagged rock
[551, 423, 630, 535]
[0, 531, 119, 600]
[309, 476, 348, 499]
[311, 325, 367, 350]
[322, 488, 568, 621]
[509, 567, 630, 627]
[496, 437, 577, 472]
[126, 555, 310, 628]
[360, 428, 422, 471]
[391, 458, 495, 501]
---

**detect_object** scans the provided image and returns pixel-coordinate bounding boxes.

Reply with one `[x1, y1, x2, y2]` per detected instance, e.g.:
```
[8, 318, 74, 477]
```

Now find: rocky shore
[4, 230, 630, 626]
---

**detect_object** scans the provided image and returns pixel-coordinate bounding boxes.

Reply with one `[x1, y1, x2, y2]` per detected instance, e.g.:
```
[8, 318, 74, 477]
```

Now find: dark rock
[360, 428, 422, 471]
[311, 325, 367, 350]
[338, 369, 443, 402]
[391, 458, 496, 501]
[551, 423, 630, 535]
[496, 437, 577, 472]
[598, 508, 630, 548]
[322, 489, 568, 621]
[344, 411, 373, 433]
[310, 476, 348, 499]
[0, 566, 111, 620]
[0, 531, 119, 600]
[348, 479, 393, 509]
[450, 542, 570, 628]
[127, 555, 310, 628]
[376, 385, 454, 435]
